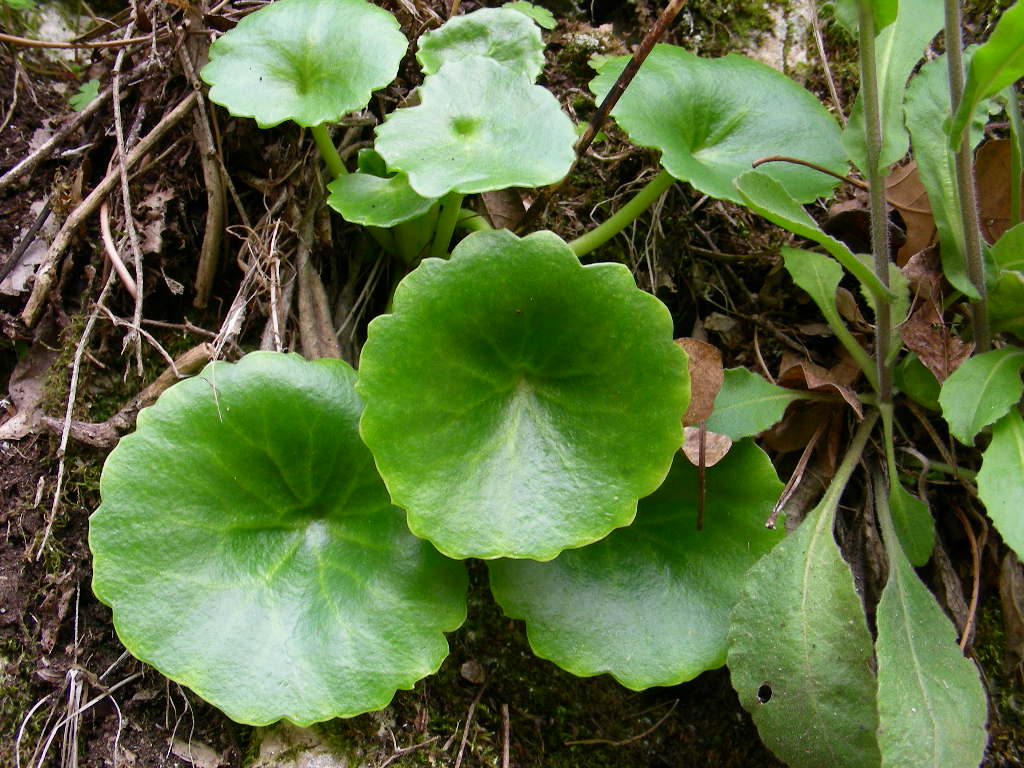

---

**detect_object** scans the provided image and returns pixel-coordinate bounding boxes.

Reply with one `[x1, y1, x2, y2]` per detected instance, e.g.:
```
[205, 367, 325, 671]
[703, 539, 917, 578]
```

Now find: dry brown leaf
[836, 287, 866, 325]
[898, 301, 973, 382]
[1000, 552, 1024, 673]
[887, 162, 936, 265]
[682, 426, 732, 467]
[676, 337, 724, 425]
[479, 189, 525, 230]
[900, 246, 943, 302]
[777, 352, 863, 417]
[977, 138, 1024, 244]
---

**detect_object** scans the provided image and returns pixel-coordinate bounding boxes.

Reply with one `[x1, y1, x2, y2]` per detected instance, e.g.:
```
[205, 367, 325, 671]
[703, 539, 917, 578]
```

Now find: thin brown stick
[452, 683, 487, 768]
[378, 736, 438, 768]
[517, 0, 688, 232]
[21, 90, 198, 326]
[501, 704, 510, 768]
[768, 417, 829, 529]
[0, 30, 154, 49]
[564, 700, 678, 747]
[954, 506, 981, 652]
[806, 0, 845, 124]
[98, 201, 139, 299]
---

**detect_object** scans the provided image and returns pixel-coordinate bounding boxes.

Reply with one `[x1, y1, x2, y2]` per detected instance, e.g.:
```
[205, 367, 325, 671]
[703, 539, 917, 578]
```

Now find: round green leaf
[357, 229, 689, 561]
[488, 441, 784, 688]
[374, 56, 576, 198]
[327, 172, 438, 228]
[417, 7, 545, 81]
[199, 0, 407, 128]
[591, 45, 846, 203]
[90, 352, 467, 726]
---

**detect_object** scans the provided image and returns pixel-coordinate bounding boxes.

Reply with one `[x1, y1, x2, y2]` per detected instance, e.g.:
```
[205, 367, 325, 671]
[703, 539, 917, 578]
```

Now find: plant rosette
[89, 353, 467, 726]
[356, 228, 689, 561]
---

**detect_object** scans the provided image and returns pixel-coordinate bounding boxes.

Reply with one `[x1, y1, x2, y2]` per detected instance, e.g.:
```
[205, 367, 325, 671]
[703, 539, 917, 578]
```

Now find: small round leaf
[591, 45, 846, 203]
[357, 229, 689, 561]
[90, 353, 467, 726]
[327, 172, 438, 228]
[375, 56, 576, 198]
[200, 0, 407, 128]
[488, 442, 784, 688]
[417, 7, 545, 81]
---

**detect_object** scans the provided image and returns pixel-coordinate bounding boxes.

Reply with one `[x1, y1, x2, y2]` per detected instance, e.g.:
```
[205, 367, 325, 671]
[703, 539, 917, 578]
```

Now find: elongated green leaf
[876, 483, 988, 767]
[704, 367, 806, 439]
[735, 171, 891, 300]
[200, 0, 407, 128]
[950, 1, 1024, 145]
[905, 51, 994, 298]
[489, 442, 783, 688]
[591, 45, 846, 204]
[327, 172, 437, 228]
[90, 353, 467, 726]
[989, 269, 1024, 336]
[357, 229, 688, 561]
[375, 56, 575, 198]
[842, 0, 944, 173]
[894, 353, 940, 411]
[938, 347, 1024, 445]
[728, 492, 881, 767]
[992, 222, 1024, 270]
[833, 0, 898, 34]
[417, 7, 545, 80]
[978, 408, 1024, 559]
[888, 480, 933, 567]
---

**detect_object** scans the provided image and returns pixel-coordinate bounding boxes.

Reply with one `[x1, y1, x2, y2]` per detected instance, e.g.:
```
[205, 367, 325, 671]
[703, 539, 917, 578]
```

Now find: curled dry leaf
[676, 337, 724, 425]
[887, 161, 936, 265]
[977, 138, 1024, 244]
[682, 426, 733, 467]
[777, 351, 863, 417]
[898, 301, 973, 383]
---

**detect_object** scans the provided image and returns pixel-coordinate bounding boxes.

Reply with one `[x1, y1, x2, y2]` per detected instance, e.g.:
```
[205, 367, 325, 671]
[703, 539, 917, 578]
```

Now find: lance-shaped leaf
[89, 353, 468, 726]
[488, 442, 783, 688]
[375, 56, 576, 198]
[938, 347, 1024, 445]
[950, 0, 1024, 146]
[590, 45, 847, 204]
[199, 0, 407, 128]
[728, 467, 881, 767]
[992, 222, 1024, 270]
[327, 172, 437, 228]
[842, 0, 944, 173]
[704, 367, 807, 439]
[416, 7, 545, 81]
[978, 409, 1024, 559]
[357, 229, 689, 561]
[888, 479, 934, 567]
[875, 482, 988, 768]
[989, 269, 1024, 336]
[833, 0, 898, 34]
[905, 51, 993, 298]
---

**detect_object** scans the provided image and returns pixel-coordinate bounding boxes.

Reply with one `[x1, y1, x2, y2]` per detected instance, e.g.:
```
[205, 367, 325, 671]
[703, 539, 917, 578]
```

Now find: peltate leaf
[591, 45, 847, 203]
[938, 347, 1024, 445]
[488, 442, 783, 688]
[728, 490, 881, 767]
[905, 51, 993, 298]
[876, 485, 989, 767]
[989, 269, 1024, 336]
[327, 171, 437, 228]
[417, 7, 545, 80]
[89, 353, 467, 726]
[950, 0, 1024, 145]
[842, 0, 944, 173]
[200, 0, 407, 128]
[704, 367, 807, 439]
[978, 408, 1024, 559]
[357, 229, 688, 561]
[375, 56, 576, 198]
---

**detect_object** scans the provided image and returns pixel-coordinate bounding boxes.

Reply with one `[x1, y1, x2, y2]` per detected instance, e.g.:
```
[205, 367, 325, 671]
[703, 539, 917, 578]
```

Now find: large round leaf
[357, 229, 689, 561]
[488, 441, 784, 688]
[200, 0, 407, 128]
[374, 56, 576, 198]
[591, 45, 846, 203]
[416, 7, 545, 81]
[90, 353, 467, 726]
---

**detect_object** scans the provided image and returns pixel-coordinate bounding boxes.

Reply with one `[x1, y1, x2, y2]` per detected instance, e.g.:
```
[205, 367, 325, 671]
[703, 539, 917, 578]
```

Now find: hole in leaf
[756, 683, 772, 704]
[451, 116, 481, 137]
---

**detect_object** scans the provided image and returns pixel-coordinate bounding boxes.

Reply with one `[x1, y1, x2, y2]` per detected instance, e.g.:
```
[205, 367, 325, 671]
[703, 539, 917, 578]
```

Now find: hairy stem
[569, 169, 675, 257]
[311, 123, 346, 179]
[945, 0, 990, 351]
[857, 0, 892, 404]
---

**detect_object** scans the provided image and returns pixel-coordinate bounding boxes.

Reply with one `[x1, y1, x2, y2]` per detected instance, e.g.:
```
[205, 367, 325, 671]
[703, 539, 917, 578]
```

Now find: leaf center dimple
[452, 115, 482, 137]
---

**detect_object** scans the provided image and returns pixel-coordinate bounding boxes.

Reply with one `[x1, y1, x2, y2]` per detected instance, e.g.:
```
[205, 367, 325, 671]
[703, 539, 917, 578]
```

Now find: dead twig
[954, 505, 982, 652]
[21, 90, 198, 327]
[564, 699, 678, 747]
[0, 30, 155, 49]
[501, 703, 511, 768]
[452, 682, 487, 768]
[377, 736, 439, 768]
[98, 201, 139, 299]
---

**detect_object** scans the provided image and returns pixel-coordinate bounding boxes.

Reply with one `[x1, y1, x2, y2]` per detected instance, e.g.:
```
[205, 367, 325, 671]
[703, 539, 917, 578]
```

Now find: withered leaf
[681, 426, 733, 467]
[898, 301, 973, 382]
[676, 337, 724, 425]
[977, 138, 1024, 244]
[777, 351, 863, 417]
[887, 161, 936, 265]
